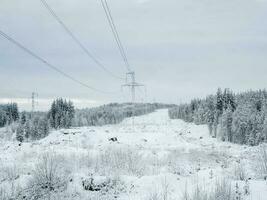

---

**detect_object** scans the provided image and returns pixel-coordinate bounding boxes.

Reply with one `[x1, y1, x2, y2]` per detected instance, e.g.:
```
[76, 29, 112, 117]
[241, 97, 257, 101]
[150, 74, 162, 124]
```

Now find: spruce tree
[216, 88, 224, 114]
[20, 112, 27, 125]
[48, 98, 75, 129]
[220, 107, 233, 142]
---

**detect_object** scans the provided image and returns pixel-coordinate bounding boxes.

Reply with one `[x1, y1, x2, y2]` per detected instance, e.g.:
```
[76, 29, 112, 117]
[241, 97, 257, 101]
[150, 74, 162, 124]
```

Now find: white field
[0, 109, 267, 199]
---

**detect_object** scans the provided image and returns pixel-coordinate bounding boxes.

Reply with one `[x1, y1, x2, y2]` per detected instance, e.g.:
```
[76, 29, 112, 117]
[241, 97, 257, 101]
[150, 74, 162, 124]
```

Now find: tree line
[73, 103, 173, 127]
[15, 98, 75, 142]
[1, 99, 173, 142]
[0, 99, 74, 142]
[169, 88, 267, 146]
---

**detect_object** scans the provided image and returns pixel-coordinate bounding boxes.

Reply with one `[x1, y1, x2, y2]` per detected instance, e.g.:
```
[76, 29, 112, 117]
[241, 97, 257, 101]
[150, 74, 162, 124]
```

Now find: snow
[0, 109, 267, 199]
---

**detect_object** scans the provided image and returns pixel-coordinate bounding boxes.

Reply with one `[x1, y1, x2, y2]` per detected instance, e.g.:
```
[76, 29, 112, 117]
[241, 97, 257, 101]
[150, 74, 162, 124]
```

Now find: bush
[0, 186, 16, 200]
[81, 175, 126, 198]
[0, 187, 9, 200]
[183, 179, 233, 200]
[233, 161, 247, 181]
[148, 191, 161, 200]
[95, 147, 145, 176]
[24, 153, 68, 199]
[0, 164, 20, 182]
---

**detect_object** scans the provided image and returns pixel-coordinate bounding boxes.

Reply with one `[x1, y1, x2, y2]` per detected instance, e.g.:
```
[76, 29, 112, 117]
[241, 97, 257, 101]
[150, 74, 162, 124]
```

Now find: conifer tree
[20, 111, 27, 125]
[48, 98, 75, 129]
[216, 88, 224, 114]
[220, 107, 233, 142]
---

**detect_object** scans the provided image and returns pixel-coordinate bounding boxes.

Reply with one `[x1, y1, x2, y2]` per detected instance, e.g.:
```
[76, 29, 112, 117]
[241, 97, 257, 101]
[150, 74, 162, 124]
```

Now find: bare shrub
[191, 185, 208, 200]
[233, 162, 247, 181]
[182, 183, 190, 200]
[161, 176, 170, 200]
[0, 187, 10, 200]
[183, 178, 233, 200]
[212, 179, 232, 200]
[166, 150, 194, 176]
[146, 177, 171, 200]
[0, 164, 19, 182]
[0, 183, 22, 200]
[77, 151, 94, 171]
[148, 190, 161, 200]
[95, 147, 145, 176]
[23, 152, 69, 199]
[81, 175, 126, 199]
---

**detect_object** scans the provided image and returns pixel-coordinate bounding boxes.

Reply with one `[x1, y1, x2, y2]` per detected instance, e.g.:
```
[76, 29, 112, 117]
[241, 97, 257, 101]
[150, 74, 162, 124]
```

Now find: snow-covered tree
[220, 107, 233, 142]
[48, 98, 75, 129]
[216, 88, 224, 114]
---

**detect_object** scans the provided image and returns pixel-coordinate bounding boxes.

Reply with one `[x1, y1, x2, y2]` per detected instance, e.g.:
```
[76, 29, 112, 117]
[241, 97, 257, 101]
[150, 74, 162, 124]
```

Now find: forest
[169, 88, 267, 146]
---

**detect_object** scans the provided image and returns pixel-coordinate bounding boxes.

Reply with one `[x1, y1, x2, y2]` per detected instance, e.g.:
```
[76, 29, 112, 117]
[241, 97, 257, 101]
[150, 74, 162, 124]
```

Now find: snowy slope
[0, 109, 266, 200]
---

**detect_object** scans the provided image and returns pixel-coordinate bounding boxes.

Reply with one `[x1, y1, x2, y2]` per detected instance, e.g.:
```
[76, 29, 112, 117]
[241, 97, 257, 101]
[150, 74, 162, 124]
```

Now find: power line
[101, 0, 130, 71]
[101, 0, 128, 68]
[101, 0, 145, 104]
[39, 0, 124, 80]
[0, 29, 119, 94]
[100, 0, 131, 72]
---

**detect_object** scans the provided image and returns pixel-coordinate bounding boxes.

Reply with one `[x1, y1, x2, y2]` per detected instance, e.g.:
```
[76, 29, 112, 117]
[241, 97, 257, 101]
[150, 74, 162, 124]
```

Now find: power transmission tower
[121, 71, 145, 131]
[31, 92, 38, 116]
[121, 71, 145, 103]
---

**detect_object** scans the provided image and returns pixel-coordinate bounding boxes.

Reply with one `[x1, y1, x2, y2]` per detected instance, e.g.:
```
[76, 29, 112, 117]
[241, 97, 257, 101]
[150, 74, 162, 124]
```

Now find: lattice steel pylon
[121, 71, 145, 103]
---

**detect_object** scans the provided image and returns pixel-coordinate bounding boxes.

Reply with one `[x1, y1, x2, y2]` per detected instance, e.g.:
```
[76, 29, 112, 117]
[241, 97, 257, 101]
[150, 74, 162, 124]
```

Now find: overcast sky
[0, 0, 267, 111]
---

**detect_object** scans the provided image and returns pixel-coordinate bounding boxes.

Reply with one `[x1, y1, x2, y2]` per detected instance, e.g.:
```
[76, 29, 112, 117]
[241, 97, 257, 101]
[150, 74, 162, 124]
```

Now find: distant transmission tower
[122, 71, 145, 103]
[31, 92, 38, 115]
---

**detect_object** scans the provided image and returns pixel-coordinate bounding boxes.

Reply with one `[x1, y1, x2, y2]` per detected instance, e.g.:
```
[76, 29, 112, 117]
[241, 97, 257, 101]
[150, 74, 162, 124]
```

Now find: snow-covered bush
[0, 186, 19, 200]
[0, 164, 19, 182]
[95, 147, 145, 176]
[146, 177, 171, 200]
[167, 151, 192, 176]
[183, 178, 233, 200]
[0, 187, 9, 200]
[212, 179, 233, 200]
[161, 176, 171, 200]
[23, 152, 69, 199]
[81, 175, 126, 198]
[233, 162, 247, 181]
[147, 190, 161, 200]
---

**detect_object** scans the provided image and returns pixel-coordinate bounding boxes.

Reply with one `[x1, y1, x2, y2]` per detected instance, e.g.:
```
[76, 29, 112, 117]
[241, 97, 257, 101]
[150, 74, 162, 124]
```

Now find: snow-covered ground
[0, 109, 266, 199]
